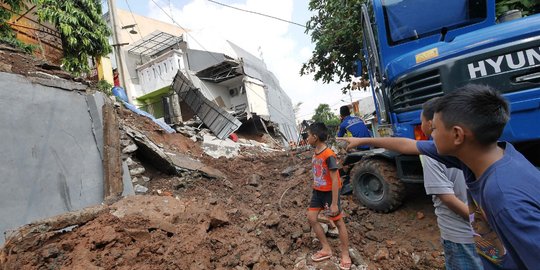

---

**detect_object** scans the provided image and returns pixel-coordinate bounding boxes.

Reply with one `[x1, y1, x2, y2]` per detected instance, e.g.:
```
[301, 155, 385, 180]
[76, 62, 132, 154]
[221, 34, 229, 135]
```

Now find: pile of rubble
[1, 104, 445, 270]
[0, 45, 445, 270]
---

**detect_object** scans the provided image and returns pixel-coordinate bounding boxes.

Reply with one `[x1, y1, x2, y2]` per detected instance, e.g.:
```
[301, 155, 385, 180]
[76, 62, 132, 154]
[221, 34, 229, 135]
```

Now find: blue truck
[342, 0, 540, 212]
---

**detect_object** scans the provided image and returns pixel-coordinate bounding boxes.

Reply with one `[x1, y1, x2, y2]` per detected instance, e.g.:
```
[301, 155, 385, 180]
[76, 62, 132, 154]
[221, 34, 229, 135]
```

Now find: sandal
[339, 260, 352, 270]
[311, 250, 332, 262]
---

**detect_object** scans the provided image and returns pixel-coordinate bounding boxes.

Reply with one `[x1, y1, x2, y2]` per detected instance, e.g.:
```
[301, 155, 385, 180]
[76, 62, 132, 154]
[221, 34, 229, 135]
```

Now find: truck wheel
[350, 158, 405, 213]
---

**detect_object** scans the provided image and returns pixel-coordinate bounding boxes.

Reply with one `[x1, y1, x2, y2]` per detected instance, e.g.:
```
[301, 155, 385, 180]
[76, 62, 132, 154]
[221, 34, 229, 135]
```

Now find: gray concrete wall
[0, 72, 106, 245]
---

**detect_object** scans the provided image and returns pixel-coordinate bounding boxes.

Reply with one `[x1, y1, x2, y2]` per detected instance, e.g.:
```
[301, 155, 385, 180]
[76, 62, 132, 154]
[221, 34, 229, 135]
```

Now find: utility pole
[107, 0, 132, 104]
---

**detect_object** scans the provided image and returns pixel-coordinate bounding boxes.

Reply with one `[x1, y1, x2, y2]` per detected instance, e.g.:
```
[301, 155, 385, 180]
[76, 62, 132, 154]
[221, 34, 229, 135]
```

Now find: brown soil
[1, 135, 443, 269]
[0, 45, 444, 270]
[118, 106, 204, 158]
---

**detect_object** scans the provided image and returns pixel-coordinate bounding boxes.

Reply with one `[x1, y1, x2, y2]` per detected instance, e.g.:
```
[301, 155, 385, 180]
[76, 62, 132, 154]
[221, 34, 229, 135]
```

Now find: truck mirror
[354, 59, 363, 77]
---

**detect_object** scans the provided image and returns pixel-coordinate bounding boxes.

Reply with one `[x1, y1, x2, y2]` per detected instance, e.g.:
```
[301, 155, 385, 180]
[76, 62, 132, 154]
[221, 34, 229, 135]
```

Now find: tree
[0, 0, 36, 52]
[1, 0, 111, 75]
[301, 0, 367, 93]
[312, 103, 340, 127]
[37, 0, 111, 75]
[496, 0, 540, 17]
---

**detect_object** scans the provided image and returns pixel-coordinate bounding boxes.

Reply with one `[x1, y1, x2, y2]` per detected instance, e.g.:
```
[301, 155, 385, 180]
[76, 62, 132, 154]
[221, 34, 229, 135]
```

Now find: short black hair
[421, 97, 441, 121]
[435, 84, 509, 145]
[307, 122, 329, 142]
[340, 106, 351, 117]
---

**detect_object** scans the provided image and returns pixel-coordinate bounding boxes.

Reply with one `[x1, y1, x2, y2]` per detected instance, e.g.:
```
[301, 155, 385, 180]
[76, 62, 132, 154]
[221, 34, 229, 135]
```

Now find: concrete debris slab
[124, 125, 225, 179]
[28, 75, 88, 91]
[202, 134, 240, 159]
[121, 162, 135, 196]
[281, 166, 296, 177]
[3, 205, 109, 253]
[0, 72, 105, 246]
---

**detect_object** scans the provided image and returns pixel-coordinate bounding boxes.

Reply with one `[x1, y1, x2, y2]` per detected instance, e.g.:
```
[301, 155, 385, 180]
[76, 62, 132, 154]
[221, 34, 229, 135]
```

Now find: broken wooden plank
[102, 100, 123, 199]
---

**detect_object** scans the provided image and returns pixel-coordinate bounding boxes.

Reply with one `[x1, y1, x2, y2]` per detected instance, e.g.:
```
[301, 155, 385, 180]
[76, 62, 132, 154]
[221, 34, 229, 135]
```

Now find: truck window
[382, 0, 487, 45]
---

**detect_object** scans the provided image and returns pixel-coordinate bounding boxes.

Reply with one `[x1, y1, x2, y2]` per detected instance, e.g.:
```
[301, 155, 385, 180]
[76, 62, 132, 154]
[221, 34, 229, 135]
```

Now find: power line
[125, 0, 145, 41]
[149, 0, 223, 64]
[206, 0, 306, 28]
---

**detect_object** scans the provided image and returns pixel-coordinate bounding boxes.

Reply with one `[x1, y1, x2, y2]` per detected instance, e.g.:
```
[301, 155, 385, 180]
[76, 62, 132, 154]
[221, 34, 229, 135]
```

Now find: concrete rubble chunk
[120, 139, 132, 147]
[349, 248, 368, 268]
[374, 248, 389, 261]
[125, 157, 135, 166]
[124, 125, 225, 179]
[122, 143, 138, 154]
[248, 174, 262, 187]
[264, 212, 280, 227]
[240, 246, 262, 267]
[134, 184, 148, 193]
[281, 166, 296, 177]
[411, 253, 421, 264]
[365, 231, 380, 242]
[202, 134, 240, 159]
[208, 205, 230, 231]
[129, 167, 146, 176]
[275, 238, 291, 255]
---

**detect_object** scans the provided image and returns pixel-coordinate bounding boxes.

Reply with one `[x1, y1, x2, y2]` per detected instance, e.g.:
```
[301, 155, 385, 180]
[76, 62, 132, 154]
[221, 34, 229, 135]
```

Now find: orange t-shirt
[312, 147, 341, 191]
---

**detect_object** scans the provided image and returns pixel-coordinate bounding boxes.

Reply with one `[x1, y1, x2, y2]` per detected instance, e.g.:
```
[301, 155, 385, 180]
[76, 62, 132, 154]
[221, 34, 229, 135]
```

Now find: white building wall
[137, 50, 183, 95]
[244, 78, 270, 118]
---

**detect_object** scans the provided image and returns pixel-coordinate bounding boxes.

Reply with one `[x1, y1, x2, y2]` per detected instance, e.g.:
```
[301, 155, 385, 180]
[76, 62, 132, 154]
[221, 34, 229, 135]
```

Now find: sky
[111, 0, 372, 121]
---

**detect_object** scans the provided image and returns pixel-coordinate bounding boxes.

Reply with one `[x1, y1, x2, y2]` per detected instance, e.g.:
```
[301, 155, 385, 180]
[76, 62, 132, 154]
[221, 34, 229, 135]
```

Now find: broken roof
[128, 31, 182, 57]
[172, 71, 242, 139]
[187, 49, 243, 83]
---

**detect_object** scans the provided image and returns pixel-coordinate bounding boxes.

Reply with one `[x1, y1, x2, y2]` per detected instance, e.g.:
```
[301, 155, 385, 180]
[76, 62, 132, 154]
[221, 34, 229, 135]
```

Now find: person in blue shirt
[337, 106, 371, 150]
[419, 98, 483, 270]
[337, 84, 540, 270]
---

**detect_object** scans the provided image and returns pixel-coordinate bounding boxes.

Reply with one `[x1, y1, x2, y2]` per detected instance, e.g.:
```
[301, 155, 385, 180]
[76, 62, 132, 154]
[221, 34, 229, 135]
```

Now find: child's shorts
[308, 189, 343, 221]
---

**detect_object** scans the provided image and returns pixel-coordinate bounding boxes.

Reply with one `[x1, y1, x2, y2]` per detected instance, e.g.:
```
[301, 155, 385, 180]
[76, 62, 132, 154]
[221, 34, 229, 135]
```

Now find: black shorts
[308, 189, 343, 221]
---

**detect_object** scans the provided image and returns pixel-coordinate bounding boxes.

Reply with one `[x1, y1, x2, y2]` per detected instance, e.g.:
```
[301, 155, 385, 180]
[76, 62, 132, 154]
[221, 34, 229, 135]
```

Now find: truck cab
[344, 0, 540, 212]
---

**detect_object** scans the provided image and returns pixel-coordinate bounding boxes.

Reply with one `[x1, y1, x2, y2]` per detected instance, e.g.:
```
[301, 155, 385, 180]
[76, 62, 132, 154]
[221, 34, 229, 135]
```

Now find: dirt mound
[1, 98, 444, 269]
[2, 154, 443, 269]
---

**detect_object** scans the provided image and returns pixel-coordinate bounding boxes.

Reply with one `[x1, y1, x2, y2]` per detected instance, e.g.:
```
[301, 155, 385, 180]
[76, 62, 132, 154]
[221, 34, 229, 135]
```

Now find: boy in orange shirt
[306, 122, 351, 270]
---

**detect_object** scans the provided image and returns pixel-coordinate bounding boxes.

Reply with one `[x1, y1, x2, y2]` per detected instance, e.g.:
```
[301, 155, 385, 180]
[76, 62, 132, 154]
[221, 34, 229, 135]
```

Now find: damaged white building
[108, 10, 297, 144]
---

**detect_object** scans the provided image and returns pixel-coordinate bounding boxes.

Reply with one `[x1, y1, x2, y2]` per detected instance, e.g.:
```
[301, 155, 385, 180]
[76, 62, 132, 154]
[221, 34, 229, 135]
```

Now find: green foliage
[312, 103, 340, 127]
[301, 0, 366, 92]
[36, 0, 112, 76]
[1, 0, 112, 76]
[496, 0, 540, 17]
[0, 0, 37, 52]
[96, 79, 113, 96]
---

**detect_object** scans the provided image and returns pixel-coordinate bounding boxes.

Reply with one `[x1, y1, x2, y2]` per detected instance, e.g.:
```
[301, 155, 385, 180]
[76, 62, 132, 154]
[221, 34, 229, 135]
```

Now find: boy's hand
[336, 137, 366, 151]
[330, 204, 339, 216]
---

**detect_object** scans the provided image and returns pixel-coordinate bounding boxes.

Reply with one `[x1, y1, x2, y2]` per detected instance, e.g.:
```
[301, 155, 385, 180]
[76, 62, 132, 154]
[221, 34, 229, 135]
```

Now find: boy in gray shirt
[420, 98, 482, 270]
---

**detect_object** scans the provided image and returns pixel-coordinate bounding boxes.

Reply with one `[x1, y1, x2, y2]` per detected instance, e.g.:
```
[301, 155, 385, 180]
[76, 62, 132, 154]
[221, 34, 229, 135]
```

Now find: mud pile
[0, 52, 444, 268]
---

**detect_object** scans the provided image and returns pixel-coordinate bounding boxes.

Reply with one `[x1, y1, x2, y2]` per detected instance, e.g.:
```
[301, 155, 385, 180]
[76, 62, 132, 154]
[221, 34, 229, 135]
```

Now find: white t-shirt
[420, 155, 475, 244]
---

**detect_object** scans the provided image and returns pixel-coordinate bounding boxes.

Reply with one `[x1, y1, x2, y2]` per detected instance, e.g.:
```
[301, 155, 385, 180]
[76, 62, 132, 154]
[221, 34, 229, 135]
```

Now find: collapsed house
[123, 31, 297, 144]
